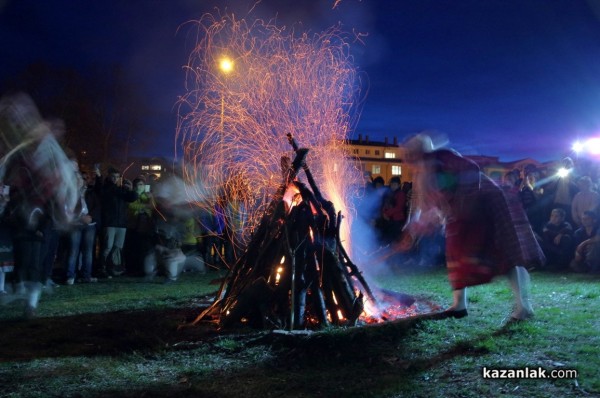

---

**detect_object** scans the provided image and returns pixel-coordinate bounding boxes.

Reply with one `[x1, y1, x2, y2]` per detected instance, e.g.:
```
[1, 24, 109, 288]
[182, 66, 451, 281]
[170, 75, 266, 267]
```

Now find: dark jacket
[85, 179, 102, 228]
[100, 179, 138, 228]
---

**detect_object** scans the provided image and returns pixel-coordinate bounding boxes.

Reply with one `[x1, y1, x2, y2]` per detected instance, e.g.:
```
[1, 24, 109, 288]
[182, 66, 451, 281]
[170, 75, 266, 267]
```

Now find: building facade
[344, 135, 410, 184]
[344, 135, 548, 186]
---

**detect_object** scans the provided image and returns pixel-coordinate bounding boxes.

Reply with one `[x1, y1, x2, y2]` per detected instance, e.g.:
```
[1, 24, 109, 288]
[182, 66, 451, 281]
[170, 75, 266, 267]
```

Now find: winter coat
[100, 179, 138, 228]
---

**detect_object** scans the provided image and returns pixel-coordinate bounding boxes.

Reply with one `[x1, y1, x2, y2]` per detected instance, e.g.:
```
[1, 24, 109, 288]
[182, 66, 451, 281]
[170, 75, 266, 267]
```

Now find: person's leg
[40, 226, 60, 285]
[65, 229, 83, 283]
[100, 227, 117, 276]
[113, 228, 127, 250]
[111, 228, 127, 275]
[507, 266, 534, 320]
[123, 229, 138, 275]
[80, 225, 96, 281]
[449, 288, 468, 311]
[163, 249, 186, 282]
[143, 250, 158, 280]
[15, 236, 44, 318]
[101, 227, 116, 262]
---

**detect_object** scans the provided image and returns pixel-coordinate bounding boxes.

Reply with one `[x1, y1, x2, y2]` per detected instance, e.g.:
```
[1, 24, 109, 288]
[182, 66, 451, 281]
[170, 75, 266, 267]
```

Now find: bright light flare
[557, 167, 570, 178]
[587, 138, 600, 155]
[571, 137, 600, 156]
[219, 57, 234, 74]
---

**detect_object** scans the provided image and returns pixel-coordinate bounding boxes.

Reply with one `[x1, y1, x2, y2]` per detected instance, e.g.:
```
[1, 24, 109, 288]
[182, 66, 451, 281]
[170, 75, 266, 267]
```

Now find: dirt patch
[0, 295, 441, 362]
[0, 307, 219, 361]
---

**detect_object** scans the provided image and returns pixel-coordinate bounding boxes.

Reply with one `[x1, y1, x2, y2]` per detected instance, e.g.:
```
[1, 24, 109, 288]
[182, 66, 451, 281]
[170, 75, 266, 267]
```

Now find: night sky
[1, 0, 600, 162]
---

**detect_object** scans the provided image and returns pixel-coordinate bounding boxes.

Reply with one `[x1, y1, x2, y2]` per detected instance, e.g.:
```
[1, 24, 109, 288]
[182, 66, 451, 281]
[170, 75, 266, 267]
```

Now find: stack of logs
[197, 135, 375, 330]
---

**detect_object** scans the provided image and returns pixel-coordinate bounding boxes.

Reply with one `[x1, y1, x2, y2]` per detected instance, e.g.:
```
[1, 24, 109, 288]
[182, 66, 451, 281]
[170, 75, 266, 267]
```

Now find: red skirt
[446, 177, 544, 290]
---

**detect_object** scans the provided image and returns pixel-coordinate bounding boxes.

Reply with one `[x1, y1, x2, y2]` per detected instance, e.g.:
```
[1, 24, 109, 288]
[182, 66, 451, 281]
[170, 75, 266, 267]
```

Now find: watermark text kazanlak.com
[482, 367, 578, 379]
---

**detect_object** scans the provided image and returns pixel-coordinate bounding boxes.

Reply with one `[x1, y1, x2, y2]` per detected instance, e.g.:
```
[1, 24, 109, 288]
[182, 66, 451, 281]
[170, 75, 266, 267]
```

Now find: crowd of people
[1, 93, 598, 323]
[0, 93, 235, 319]
[358, 148, 600, 277]
[500, 157, 600, 274]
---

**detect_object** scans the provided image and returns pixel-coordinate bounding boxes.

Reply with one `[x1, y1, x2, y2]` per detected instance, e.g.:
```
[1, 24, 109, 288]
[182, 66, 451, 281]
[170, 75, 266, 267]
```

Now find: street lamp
[219, 57, 234, 135]
[219, 57, 234, 74]
[218, 57, 234, 171]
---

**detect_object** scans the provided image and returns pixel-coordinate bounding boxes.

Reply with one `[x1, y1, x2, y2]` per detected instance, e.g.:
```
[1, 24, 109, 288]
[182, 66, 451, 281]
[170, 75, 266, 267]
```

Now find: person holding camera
[98, 167, 138, 277]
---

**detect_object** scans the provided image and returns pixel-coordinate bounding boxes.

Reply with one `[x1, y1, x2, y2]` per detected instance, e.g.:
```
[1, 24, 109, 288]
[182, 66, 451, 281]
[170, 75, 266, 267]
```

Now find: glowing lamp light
[587, 138, 600, 155]
[219, 58, 234, 74]
[557, 167, 570, 178]
[571, 137, 600, 156]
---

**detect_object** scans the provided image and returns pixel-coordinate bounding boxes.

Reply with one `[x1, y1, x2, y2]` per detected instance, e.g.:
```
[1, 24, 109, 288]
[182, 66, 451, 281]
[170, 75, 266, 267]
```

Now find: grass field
[0, 268, 598, 398]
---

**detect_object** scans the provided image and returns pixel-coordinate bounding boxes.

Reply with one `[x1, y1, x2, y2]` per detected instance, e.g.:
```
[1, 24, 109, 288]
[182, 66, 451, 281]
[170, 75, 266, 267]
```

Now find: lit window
[385, 153, 396, 159]
[150, 165, 162, 171]
[372, 165, 381, 174]
[141, 165, 150, 170]
[392, 165, 401, 175]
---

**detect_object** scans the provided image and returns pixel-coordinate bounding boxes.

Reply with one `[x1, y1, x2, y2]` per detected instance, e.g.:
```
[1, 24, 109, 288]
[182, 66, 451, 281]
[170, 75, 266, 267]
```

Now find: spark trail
[176, 13, 364, 257]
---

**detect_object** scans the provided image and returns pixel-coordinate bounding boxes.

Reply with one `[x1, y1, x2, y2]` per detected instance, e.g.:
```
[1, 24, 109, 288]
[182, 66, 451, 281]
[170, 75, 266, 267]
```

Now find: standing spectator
[571, 176, 600, 228]
[371, 176, 390, 245]
[520, 171, 544, 234]
[99, 168, 138, 277]
[381, 176, 407, 243]
[81, 169, 102, 275]
[541, 208, 574, 271]
[64, 163, 96, 284]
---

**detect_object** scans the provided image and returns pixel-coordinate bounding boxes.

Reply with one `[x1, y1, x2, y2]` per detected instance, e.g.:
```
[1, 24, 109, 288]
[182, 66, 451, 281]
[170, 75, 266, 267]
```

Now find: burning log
[195, 139, 377, 330]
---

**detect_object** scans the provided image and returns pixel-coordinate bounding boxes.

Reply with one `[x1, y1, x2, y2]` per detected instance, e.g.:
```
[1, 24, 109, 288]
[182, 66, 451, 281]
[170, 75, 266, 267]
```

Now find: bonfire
[194, 135, 423, 330]
[176, 14, 434, 330]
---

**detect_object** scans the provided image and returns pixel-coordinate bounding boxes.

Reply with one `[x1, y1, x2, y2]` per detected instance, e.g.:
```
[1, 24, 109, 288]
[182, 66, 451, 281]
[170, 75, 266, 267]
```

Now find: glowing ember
[360, 289, 441, 324]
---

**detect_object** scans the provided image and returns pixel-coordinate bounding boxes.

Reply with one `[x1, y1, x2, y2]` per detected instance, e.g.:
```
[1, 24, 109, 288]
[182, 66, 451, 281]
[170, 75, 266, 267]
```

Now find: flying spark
[176, 13, 364, 257]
